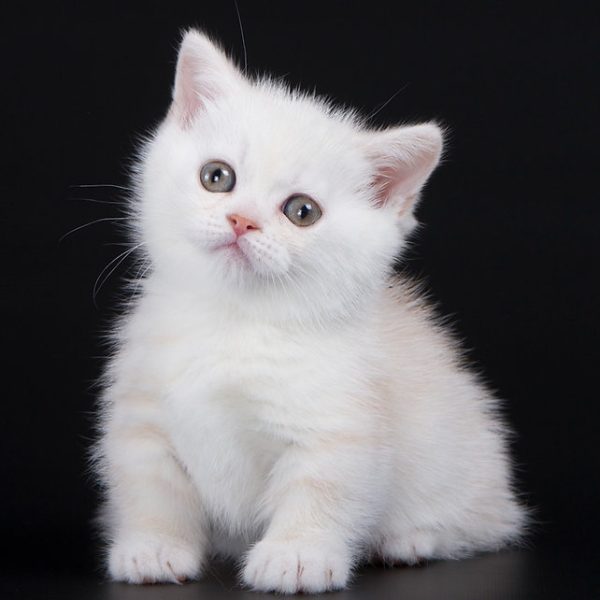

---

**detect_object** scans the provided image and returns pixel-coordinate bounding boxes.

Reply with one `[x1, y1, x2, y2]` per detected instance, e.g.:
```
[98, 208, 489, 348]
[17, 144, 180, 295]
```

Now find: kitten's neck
[144, 267, 388, 330]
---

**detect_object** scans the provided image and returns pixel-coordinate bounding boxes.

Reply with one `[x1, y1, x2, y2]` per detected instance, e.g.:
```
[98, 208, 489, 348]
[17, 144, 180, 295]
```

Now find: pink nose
[227, 213, 260, 237]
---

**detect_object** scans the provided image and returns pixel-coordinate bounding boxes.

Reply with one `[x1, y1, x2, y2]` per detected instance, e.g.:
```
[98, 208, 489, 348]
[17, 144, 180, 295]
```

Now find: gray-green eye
[282, 194, 322, 227]
[199, 160, 236, 193]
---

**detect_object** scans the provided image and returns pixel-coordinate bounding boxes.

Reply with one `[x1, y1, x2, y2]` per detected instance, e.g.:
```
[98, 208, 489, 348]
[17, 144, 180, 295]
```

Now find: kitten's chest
[185, 319, 302, 406]
[160, 319, 325, 526]
[164, 318, 298, 428]
[156, 309, 365, 439]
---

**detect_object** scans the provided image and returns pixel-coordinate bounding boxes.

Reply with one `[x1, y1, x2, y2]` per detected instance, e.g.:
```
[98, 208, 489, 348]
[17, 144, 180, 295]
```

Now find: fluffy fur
[94, 30, 526, 593]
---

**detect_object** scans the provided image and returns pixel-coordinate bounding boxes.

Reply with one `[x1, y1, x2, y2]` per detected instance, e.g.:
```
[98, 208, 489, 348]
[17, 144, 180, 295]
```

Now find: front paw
[242, 538, 351, 594]
[108, 534, 202, 584]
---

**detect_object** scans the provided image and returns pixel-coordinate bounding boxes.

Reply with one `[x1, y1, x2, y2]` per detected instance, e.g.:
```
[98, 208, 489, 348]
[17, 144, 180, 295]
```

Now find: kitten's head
[138, 30, 442, 320]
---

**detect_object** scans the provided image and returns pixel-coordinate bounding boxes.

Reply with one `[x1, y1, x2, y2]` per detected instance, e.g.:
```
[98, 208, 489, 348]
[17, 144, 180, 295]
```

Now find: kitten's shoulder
[378, 273, 467, 365]
[382, 273, 438, 322]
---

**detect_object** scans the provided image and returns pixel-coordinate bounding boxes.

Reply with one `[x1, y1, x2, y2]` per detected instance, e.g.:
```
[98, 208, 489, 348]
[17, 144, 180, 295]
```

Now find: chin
[217, 243, 249, 264]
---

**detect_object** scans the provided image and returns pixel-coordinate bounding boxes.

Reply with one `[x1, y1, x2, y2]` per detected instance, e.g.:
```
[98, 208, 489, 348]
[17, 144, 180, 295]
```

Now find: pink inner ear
[367, 123, 443, 215]
[175, 53, 224, 128]
[372, 165, 395, 208]
[174, 53, 202, 128]
[372, 164, 414, 214]
[172, 31, 242, 129]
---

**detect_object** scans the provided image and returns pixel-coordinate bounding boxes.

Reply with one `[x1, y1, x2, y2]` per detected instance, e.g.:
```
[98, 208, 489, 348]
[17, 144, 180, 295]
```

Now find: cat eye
[199, 160, 236, 193]
[282, 194, 322, 227]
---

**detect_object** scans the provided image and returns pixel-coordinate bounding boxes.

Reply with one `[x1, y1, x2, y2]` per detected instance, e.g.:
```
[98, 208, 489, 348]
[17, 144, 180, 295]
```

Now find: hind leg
[376, 497, 525, 567]
[378, 527, 442, 565]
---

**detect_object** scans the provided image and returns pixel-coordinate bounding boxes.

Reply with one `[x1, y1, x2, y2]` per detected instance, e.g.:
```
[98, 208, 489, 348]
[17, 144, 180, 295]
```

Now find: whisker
[126, 260, 153, 307]
[69, 183, 131, 191]
[233, 0, 248, 74]
[366, 83, 409, 121]
[93, 242, 145, 306]
[68, 197, 123, 205]
[59, 217, 128, 243]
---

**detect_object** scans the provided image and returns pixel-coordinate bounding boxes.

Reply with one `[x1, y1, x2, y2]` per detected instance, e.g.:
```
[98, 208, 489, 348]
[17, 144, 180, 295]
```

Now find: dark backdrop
[2, 0, 598, 595]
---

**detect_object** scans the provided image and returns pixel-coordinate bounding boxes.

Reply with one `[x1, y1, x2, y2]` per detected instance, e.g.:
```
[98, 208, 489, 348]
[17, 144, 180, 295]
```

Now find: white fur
[94, 30, 526, 593]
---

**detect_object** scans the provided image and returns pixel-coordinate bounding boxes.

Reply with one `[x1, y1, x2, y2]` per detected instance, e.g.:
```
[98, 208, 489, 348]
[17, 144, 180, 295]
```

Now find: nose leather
[227, 213, 261, 237]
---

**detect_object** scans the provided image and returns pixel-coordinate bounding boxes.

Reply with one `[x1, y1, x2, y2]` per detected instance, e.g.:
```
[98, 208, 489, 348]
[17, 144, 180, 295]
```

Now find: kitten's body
[96, 31, 525, 593]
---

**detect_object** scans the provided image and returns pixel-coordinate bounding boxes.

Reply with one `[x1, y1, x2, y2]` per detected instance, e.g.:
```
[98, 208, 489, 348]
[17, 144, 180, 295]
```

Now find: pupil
[298, 204, 310, 219]
[211, 169, 222, 183]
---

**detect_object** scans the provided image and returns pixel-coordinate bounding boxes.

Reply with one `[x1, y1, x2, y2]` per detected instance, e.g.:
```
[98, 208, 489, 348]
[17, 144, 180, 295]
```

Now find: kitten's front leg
[99, 393, 208, 584]
[242, 436, 380, 593]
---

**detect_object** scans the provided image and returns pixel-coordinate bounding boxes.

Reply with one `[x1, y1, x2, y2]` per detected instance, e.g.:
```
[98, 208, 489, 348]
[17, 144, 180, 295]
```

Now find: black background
[2, 1, 599, 598]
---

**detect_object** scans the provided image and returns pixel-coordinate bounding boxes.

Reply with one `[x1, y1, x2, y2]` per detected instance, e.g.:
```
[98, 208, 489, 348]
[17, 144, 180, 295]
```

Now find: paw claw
[109, 535, 202, 584]
[380, 529, 437, 565]
[242, 539, 350, 593]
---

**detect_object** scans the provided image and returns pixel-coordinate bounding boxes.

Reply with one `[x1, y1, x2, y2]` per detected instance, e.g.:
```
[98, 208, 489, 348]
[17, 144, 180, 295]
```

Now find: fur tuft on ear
[364, 123, 444, 217]
[171, 29, 243, 128]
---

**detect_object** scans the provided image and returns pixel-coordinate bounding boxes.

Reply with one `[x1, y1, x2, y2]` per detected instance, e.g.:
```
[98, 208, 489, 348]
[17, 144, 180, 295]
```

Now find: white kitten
[94, 30, 526, 593]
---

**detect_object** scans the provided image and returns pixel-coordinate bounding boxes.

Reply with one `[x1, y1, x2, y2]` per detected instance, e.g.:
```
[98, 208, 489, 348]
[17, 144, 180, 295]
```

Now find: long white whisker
[124, 258, 152, 309]
[366, 83, 409, 121]
[59, 217, 128, 243]
[93, 242, 145, 305]
[233, 0, 248, 74]
[69, 183, 131, 191]
[69, 197, 123, 205]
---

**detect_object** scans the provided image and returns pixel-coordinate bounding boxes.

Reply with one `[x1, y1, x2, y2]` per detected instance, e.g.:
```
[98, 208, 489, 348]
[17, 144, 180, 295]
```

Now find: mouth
[216, 240, 247, 262]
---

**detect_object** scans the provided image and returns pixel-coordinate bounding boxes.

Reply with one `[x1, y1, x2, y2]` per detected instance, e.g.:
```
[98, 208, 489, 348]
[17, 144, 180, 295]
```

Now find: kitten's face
[138, 31, 442, 318]
[144, 92, 397, 288]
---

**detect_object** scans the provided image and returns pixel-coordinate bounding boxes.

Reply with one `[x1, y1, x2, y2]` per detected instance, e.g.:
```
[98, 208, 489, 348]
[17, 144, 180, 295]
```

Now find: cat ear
[364, 123, 443, 217]
[171, 29, 243, 128]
